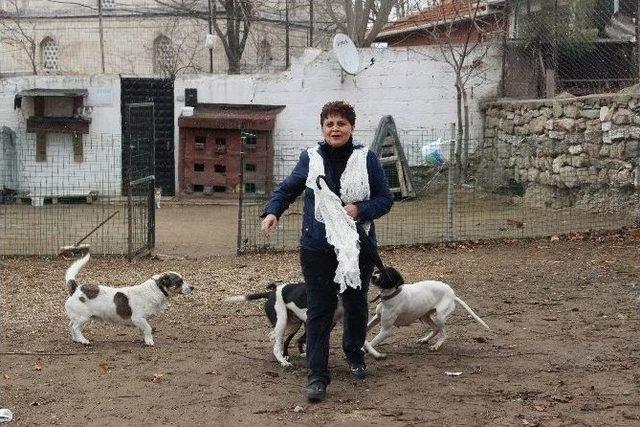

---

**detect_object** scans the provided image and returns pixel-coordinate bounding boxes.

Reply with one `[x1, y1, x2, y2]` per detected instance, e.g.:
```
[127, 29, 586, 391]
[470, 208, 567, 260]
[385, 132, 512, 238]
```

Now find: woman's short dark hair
[320, 101, 356, 127]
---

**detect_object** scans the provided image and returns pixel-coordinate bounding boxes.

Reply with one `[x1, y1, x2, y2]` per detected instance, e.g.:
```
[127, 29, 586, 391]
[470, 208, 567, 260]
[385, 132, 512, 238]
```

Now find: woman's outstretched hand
[261, 214, 279, 237]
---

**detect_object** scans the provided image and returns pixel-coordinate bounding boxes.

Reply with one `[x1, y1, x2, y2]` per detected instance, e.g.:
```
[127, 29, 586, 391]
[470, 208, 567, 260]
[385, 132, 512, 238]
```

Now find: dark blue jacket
[262, 141, 393, 253]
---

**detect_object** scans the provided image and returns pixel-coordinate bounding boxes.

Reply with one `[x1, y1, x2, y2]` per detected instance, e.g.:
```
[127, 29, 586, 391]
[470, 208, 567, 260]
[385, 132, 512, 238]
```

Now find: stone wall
[478, 94, 640, 210]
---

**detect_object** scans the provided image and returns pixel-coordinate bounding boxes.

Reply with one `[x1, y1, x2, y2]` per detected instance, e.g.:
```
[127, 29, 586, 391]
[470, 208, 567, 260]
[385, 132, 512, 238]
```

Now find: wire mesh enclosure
[0, 128, 155, 257]
[237, 128, 639, 254]
[505, 0, 639, 98]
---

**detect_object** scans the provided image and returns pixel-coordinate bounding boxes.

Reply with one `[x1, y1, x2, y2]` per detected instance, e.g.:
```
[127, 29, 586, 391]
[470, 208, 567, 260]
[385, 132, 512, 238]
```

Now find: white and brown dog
[64, 252, 192, 346]
[227, 282, 343, 367]
[364, 267, 490, 359]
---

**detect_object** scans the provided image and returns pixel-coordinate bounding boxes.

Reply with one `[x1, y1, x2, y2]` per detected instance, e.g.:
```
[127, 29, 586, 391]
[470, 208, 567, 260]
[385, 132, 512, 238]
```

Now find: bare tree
[393, 0, 425, 19]
[321, 0, 398, 47]
[0, 0, 38, 74]
[210, 0, 255, 73]
[420, 0, 504, 182]
[154, 0, 258, 74]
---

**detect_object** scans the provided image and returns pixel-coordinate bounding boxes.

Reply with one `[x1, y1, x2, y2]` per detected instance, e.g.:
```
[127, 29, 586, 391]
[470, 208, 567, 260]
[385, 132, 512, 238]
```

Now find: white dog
[364, 267, 490, 359]
[64, 252, 192, 346]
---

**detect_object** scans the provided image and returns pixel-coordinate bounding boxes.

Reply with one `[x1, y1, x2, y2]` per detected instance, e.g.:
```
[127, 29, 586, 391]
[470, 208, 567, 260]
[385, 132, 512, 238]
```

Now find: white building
[0, 75, 122, 203]
[0, 0, 323, 77]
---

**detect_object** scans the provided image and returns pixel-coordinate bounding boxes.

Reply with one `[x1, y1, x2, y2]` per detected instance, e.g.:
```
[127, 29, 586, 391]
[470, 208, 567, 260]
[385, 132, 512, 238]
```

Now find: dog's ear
[374, 267, 404, 289]
[265, 282, 277, 291]
[389, 267, 404, 286]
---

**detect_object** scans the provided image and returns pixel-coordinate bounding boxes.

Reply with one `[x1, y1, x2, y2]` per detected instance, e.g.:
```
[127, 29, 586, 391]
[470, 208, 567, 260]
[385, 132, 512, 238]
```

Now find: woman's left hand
[344, 203, 358, 219]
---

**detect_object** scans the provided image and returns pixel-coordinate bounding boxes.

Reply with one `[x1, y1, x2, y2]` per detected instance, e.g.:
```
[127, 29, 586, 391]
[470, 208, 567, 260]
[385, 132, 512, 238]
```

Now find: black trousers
[300, 248, 374, 385]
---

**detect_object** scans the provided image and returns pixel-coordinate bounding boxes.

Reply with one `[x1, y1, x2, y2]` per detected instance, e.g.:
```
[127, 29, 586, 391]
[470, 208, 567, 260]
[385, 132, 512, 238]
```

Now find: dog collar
[371, 286, 403, 303]
[154, 279, 169, 297]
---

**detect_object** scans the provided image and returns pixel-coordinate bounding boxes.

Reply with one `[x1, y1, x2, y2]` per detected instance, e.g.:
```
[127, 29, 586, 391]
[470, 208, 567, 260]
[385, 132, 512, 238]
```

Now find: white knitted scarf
[306, 144, 370, 293]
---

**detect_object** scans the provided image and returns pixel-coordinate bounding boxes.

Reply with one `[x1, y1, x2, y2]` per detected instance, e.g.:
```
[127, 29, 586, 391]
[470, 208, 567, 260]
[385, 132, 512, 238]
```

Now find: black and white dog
[226, 282, 343, 367]
[364, 267, 491, 359]
[64, 252, 193, 346]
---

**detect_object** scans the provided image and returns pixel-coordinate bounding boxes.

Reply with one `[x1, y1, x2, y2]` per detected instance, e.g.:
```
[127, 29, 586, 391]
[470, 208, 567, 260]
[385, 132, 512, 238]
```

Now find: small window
[194, 163, 204, 172]
[36, 134, 47, 162]
[192, 184, 204, 192]
[214, 164, 226, 173]
[41, 37, 59, 71]
[213, 186, 226, 193]
[244, 182, 256, 193]
[101, 0, 115, 9]
[244, 134, 257, 146]
[194, 136, 206, 150]
[154, 35, 174, 75]
[245, 163, 256, 172]
[73, 134, 83, 162]
[215, 137, 227, 154]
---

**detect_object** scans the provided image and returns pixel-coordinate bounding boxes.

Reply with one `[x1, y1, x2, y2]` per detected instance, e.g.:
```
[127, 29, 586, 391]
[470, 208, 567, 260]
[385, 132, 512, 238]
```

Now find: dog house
[178, 103, 284, 199]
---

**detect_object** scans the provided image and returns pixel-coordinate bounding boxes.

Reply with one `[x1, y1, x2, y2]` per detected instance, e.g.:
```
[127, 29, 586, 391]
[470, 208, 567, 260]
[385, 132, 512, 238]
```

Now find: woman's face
[322, 114, 353, 148]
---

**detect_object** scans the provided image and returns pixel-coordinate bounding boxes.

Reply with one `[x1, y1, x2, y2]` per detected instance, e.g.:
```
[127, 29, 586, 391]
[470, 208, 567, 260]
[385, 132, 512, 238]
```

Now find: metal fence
[237, 128, 638, 253]
[0, 129, 154, 256]
[504, 0, 640, 98]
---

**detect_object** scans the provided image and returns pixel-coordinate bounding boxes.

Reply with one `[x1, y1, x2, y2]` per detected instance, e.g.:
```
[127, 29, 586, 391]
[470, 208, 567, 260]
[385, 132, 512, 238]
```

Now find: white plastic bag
[421, 138, 449, 166]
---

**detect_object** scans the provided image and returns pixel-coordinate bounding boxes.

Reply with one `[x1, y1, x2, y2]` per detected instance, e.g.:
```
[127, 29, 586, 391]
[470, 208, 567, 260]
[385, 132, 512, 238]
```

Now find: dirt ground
[155, 203, 239, 257]
[1, 231, 639, 426]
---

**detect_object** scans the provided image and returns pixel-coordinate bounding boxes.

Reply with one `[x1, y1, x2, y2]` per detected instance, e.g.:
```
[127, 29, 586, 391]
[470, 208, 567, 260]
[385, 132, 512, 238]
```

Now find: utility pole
[97, 0, 105, 73]
[285, 0, 290, 68]
[309, 0, 314, 47]
[207, 0, 214, 73]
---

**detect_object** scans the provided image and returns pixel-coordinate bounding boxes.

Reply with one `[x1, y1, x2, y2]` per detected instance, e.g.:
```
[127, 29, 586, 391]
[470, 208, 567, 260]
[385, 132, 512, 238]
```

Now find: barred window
[153, 35, 174, 74]
[101, 0, 115, 9]
[41, 37, 59, 71]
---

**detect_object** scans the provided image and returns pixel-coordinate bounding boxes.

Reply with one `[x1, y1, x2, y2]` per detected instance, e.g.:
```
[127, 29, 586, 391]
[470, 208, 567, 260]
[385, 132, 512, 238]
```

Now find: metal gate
[124, 102, 155, 259]
[120, 77, 175, 196]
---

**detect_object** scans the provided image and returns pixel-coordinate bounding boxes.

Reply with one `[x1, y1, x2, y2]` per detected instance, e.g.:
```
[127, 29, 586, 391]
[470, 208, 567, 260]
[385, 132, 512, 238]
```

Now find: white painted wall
[0, 75, 122, 199]
[174, 45, 501, 186]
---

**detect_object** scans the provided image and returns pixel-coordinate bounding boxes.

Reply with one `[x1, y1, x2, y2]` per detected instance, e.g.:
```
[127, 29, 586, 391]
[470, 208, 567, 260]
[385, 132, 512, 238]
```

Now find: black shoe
[348, 362, 367, 380]
[306, 381, 327, 402]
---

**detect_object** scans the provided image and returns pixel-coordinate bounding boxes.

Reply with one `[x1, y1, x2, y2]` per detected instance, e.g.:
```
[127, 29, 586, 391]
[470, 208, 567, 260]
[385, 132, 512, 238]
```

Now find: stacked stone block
[479, 94, 640, 209]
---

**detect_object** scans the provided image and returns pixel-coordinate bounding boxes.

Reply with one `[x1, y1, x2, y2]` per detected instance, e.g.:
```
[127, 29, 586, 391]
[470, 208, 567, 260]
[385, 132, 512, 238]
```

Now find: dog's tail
[454, 297, 491, 330]
[65, 252, 90, 295]
[225, 283, 277, 303]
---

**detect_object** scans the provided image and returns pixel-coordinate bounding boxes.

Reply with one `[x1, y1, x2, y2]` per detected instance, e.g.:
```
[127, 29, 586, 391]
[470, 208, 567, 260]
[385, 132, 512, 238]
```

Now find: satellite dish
[332, 34, 360, 75]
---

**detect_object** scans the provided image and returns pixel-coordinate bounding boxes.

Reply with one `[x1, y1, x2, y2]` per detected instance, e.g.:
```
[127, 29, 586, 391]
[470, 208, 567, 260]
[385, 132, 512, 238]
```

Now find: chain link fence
[0, 129, 154, 256]
[505, 0, 639, 98]
[237, 127, 638, 253]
